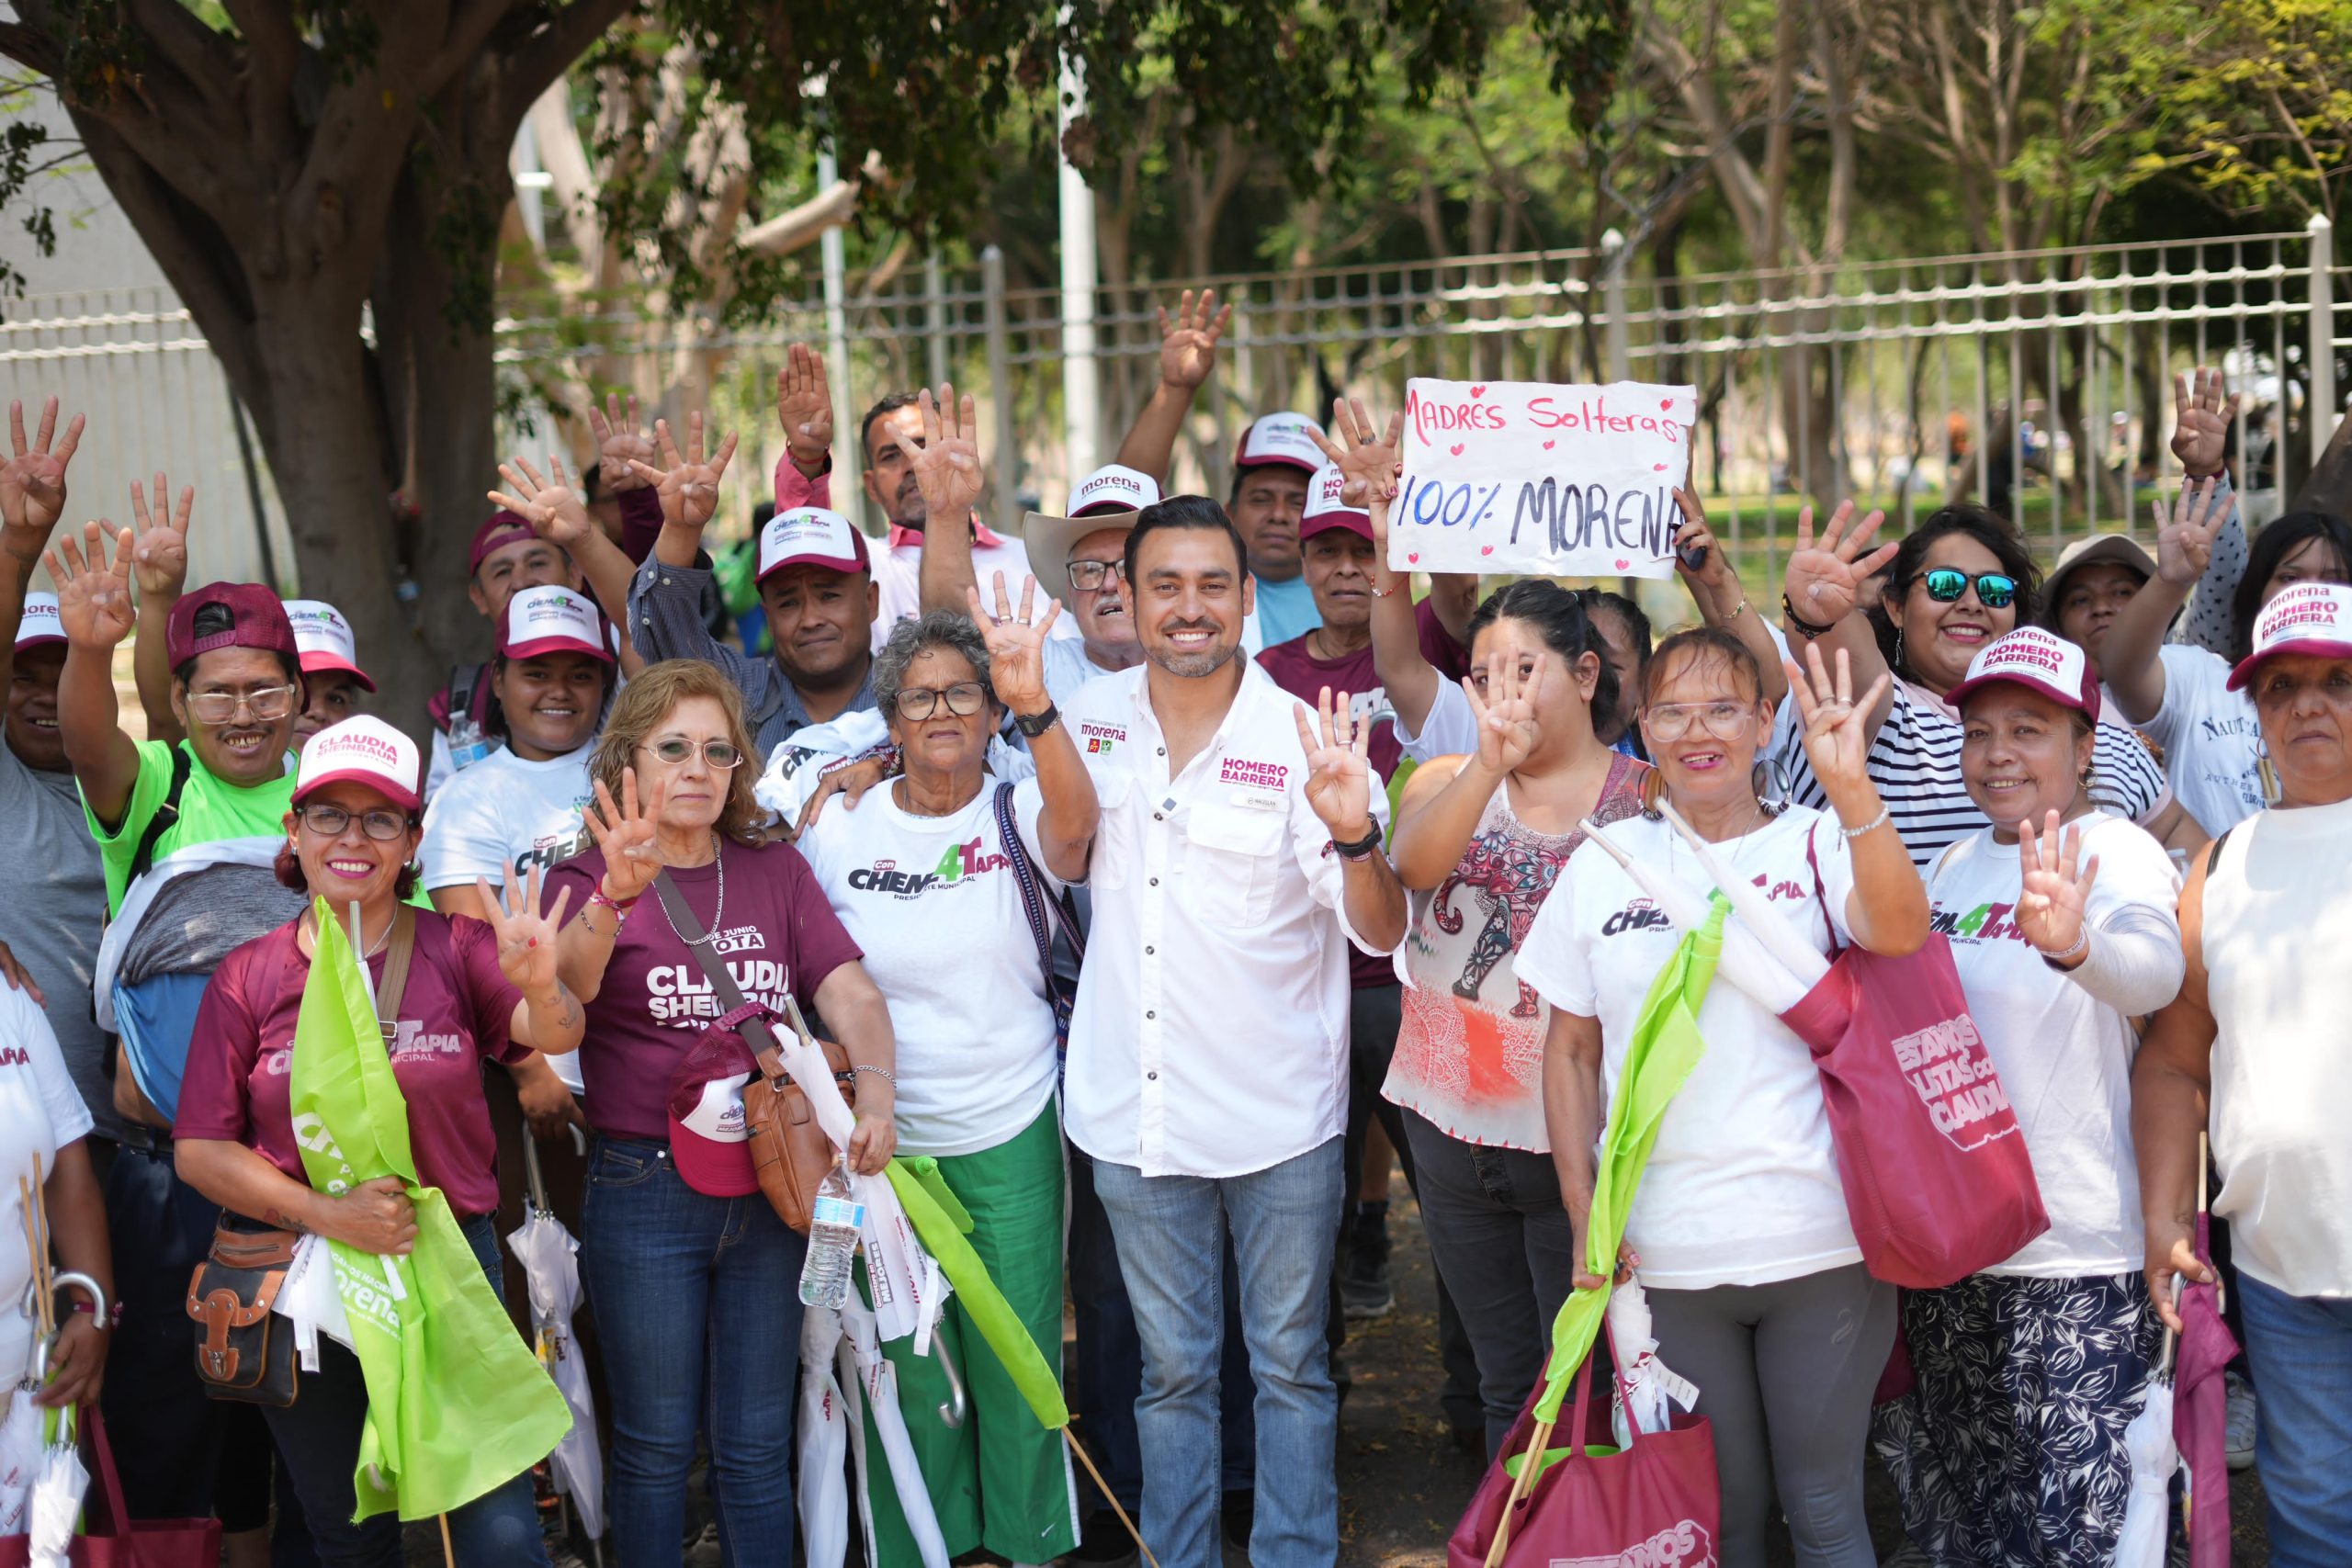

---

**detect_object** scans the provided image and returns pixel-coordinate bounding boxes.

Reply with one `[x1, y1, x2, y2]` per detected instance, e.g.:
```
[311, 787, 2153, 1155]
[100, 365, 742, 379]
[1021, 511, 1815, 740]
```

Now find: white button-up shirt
[1063, 660, 1394, 1178]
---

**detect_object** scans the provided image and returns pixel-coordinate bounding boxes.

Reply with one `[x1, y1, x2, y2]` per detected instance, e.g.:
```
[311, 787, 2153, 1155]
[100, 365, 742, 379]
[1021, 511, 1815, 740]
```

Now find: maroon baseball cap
[164, 583, 299, 671]
[469, 511, 539, 576]
[666, 1019, 762, 1197]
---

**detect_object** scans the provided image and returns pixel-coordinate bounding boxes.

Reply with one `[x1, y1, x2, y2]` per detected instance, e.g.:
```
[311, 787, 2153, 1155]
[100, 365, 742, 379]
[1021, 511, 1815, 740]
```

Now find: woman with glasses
[798, 590, 1098, 1564]
[1520, 629, 1929, 1568]
[542, 659, 897, 1568]
[175, 716, 585, 1567]
[1775, 503, 2201, 866]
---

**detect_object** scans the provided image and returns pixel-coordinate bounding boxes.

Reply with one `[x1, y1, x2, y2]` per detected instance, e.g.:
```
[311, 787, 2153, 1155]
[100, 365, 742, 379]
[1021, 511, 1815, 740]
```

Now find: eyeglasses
[894, 682, 989, 720]
[1917, 569, 2018, 610]
[1643, 701, 1755, 742]
[187, 684, 298, 725]
[1067, 559, 1127, 592]
[640, 739, 743, 770]
[295, 804, 413, 841]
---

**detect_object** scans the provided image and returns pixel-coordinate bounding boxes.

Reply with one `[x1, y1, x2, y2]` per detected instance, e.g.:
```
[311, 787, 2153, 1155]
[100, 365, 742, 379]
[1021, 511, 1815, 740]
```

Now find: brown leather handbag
[186, 908, 416, 1404]
[652, 871, 854, 1234]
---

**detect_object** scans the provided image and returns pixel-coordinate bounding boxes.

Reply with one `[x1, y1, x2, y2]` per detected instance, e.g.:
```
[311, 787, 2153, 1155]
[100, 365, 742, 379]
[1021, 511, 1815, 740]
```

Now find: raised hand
[582, 767, 665, 903]
[489, 454, 595, 549]
[127, 470, 195, 598]
[44, 521, 138, 650]
[2153, 475, 2227, 588]
[1463, 626, 1544, 775]
[775, 343, 834, 469]
[1671, 488, 1737, 600]
[2171, 367, 2240, 480]
[1782, 500, 1897, 629]
[1307, 397, 1405, 513]
[626, 412, 739, 531]
[1156, 288, 1231, 391]
[967, 571, 1059, 718]
[0, 397, 84, 553]
[1294, 685, 1377, 841]
[477, 861, 574, 997]
[1782, 641, 1888, 799]
[2015, 808, 2100, 960]
[899, 384, 984, 525]
[586, 392, 655, 495]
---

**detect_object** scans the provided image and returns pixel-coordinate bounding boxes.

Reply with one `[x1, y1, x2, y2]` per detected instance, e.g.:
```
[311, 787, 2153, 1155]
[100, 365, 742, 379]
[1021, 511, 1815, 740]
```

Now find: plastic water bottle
[797, 1156, 865, 1310]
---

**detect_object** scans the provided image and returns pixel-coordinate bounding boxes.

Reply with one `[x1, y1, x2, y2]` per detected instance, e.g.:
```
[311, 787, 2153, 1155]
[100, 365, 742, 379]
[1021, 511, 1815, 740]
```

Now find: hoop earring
[1892, 626, 1905, 675]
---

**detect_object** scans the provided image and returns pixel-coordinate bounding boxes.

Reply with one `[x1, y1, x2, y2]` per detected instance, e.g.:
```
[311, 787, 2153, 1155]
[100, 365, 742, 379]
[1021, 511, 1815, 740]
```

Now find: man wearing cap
[45, 525, 313, 1551]
[1061, 493, 1406, 1568]
[1020, 464, 1170, 706]
[286, 599, 375, 748]
[0, 399, 121, 1148]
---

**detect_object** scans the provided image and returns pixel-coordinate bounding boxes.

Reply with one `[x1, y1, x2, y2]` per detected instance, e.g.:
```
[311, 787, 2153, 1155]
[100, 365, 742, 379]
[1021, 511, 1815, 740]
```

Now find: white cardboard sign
[1389, 378, 1699, 577]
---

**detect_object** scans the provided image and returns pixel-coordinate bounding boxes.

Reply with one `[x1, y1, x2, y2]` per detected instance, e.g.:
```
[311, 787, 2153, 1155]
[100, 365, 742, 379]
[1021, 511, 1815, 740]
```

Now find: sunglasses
[1917, 569, 2018, 610]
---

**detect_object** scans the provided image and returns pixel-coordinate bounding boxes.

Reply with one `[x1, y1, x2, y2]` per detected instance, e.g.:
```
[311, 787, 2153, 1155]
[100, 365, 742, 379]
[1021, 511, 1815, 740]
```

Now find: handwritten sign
[1389, 378, 1698, 577]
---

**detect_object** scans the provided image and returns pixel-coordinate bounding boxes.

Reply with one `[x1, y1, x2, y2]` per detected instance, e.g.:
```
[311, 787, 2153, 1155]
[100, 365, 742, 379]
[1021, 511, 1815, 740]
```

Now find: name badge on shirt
[1229, 791, 1283, 812]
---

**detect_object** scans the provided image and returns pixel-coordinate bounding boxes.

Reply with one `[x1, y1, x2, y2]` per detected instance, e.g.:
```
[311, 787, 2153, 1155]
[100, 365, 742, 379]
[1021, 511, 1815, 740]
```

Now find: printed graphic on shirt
[645, 953, 794, 1025]
[1217, 756, 1290, 793]
[388, 1021, 469, 1060]
[1080, 720, 1126, 755]
[1930, 897, 2026, 944]
[844, 838, 1011, 898]
[513, 807, 592, 878]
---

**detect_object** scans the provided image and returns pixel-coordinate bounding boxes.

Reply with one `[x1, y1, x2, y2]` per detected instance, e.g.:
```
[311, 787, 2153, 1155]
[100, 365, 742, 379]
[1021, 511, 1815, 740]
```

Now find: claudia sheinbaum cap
[293, 716, 424, 813]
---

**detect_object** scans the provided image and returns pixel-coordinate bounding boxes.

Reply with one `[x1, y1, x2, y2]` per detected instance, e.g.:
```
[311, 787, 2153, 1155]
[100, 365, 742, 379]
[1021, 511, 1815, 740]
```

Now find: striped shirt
[1770, 677, 2173, 870]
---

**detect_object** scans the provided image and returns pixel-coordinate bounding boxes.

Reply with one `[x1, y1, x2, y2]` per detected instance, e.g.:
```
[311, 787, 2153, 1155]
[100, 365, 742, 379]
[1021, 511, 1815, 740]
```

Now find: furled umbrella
[507, 1134, 605, 1565]
[2170, 1142, 2238, 1568]
[2111, 1314, 2177, 1568]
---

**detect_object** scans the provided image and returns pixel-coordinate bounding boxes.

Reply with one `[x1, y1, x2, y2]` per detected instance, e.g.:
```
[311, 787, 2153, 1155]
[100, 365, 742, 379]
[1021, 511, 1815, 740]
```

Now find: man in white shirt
[1061, 495, 1407, 1568]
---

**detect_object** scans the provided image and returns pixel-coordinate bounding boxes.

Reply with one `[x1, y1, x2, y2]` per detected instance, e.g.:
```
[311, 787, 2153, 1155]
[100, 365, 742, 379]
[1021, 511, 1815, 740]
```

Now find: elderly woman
[1521, 630, 1929, 1568]
[1872, 628, 2184, 1567]
[1777, 502, 2203, 866]
[798, 580, 1097, 1566]
[544, 660, 896, 1568]
[175, 716, 585, 1567]
[2137, 582, 2352, 1566]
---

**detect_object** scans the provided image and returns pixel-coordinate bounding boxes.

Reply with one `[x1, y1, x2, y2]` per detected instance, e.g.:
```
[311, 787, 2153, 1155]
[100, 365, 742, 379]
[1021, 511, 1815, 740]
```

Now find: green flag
[1535, 897, 1726, 1423]
[884, 1156, 1070, 1430]
[288, 901, 571, 1521]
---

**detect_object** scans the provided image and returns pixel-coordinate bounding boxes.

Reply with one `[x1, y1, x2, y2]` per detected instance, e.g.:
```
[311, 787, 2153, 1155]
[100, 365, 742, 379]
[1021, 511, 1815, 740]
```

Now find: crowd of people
[0, 305, 2343, 1568]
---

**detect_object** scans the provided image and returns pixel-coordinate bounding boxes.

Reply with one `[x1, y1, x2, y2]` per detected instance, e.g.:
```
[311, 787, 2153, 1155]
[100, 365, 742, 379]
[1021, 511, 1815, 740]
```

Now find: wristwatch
[1330, 822, 1385, 862]
[1014, 703, 1060, 739]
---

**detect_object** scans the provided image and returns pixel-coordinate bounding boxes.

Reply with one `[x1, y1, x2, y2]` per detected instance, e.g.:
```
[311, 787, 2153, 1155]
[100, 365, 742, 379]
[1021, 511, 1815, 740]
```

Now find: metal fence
[6, 220, 2344, 602]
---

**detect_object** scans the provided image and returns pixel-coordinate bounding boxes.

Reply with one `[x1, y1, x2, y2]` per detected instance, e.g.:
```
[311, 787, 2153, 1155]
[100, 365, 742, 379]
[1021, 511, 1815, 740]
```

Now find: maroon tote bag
[0, 1407, 220, 1568]
[1779, 840, 2048, 1287]
[1449, 1326, 1722, 1568]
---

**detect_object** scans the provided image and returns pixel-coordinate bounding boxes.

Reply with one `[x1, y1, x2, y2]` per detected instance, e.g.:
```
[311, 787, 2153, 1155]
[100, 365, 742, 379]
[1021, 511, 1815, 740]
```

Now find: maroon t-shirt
[542, 836, 864, 1145]
[175, 915, 527, 1217]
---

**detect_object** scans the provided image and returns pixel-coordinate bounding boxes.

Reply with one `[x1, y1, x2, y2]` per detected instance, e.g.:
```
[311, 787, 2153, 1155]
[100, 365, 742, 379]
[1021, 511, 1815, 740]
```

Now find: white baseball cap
[1023, 464, 1167, 583]
[757, 506, 871, 582]
[1069, 464, 1161, 518]
[1944, 626, 2103, 721]
[497, 585, 614, 664]
[1299, 461, 1371, 542]
[2228, 581, 2352, 691]
[283, 599, 375, 692]
[293, 716, 423, 813]
[14, 593, 63, 652]
[1234, 412, 1326, 474]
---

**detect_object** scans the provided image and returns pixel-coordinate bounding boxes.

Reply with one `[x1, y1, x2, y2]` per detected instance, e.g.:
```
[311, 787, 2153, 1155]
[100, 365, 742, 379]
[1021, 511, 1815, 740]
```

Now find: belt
[118, 1123, 174, 1155]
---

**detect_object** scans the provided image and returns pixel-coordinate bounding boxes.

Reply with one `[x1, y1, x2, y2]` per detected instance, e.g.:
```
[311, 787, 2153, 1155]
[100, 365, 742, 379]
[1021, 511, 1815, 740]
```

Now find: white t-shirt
[2132, 644, 2264, 835]
[1928, 813, 2180, 1278]
[797, 775, 1063, 1157]
[417, 747, 596, 1091]
[0, 985, 93, 1381]
[1516, 807, 1865, 1290]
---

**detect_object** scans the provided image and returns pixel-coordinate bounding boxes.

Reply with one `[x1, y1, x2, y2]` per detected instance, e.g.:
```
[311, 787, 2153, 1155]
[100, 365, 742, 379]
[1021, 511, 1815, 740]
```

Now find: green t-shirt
[84, 739, 296, 916]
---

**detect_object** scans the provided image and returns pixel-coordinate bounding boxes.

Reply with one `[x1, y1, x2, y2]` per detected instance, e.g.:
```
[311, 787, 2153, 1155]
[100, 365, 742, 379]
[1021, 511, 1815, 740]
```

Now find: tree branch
[502, 0, 637, 128]
[0, 20, 62, 77]
[125, 0, 236, 115]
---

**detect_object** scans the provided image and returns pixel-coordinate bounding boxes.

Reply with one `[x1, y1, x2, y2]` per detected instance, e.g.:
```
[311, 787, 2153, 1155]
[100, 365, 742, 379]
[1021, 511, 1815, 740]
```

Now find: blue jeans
[262, 1214, 547, 1568]
[2236, 1270, 2352, 1566]
[1092, 1139, 1342, 1568]
[581, 1137, 805, 1568]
